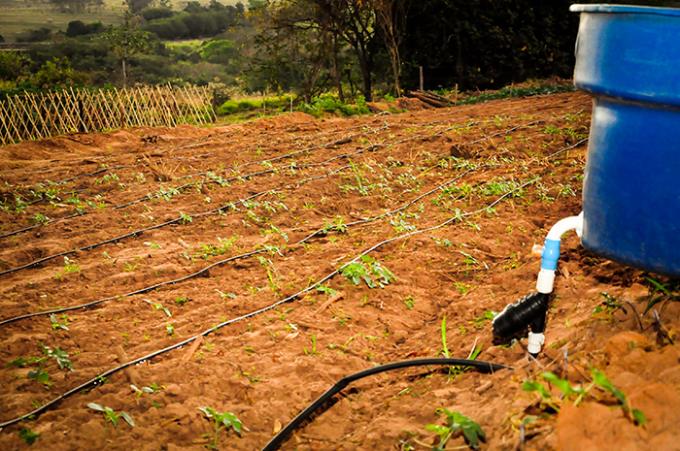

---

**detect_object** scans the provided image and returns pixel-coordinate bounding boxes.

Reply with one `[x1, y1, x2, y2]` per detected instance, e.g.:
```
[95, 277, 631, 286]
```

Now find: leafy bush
[66, 21, 104, 37]
[299, 93, 369, 118]
[216, 94, 293, 116]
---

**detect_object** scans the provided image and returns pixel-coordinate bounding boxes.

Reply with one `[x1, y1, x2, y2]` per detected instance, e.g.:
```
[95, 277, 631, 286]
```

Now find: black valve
[492, 292, 550, 341]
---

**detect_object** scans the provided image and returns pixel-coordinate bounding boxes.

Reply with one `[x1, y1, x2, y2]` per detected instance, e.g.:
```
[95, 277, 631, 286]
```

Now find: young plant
[199, 406, 243, 449]
[304, 334, 319, 356]
[425, 408, 486, 450]
[179, 212, 193, 224]
[340, 255, 396, 289]
[54, 256, 80, 281]
[19, 427, 40, 445]
[87, 403, 135, 427]
[49, 313, 69, 331]
[41, 345, 73, 371]
[322, 216, 348, 234]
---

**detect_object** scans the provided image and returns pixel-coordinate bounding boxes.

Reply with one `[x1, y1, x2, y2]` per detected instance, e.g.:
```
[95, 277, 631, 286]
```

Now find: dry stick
[0, 119, 513, 275]
[0, 175, 536, 430]
[0, 167, 476, 326]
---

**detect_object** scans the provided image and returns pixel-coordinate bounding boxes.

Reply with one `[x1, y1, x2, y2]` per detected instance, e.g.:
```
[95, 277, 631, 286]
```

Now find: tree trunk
[121, 58, 128, 88]
[331, 35, 344, 102]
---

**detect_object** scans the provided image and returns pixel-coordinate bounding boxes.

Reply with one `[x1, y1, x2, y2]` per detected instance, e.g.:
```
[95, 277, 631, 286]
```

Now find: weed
[49, 313, 69, 331]
[341, 255, 396, 289]
[425, 408, 486, 450]
[558, 183, 577, 197]
[19, 427, 40, 445]
[257, 256, 281, 295]
[199, 406, 243, 449]
[592, 292, 623, 316]
[144, 241, 161, 249]
[340, 161, 375, 195]
[87, 403, 135, 427]
[179, 212, 193, 224]
[471, 311, 495, 329]
[643, 276, 679, 313]
[404, 296, 415, 310]
[304, 334, 319, 356]
[166, 323, 175, 336]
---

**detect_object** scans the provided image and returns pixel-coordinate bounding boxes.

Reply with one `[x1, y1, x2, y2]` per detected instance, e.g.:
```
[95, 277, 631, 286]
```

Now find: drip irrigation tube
[0, 179, 534, 429]
[262, 358, 509, 451]
[0, 114, 530, 241]
[0, 169, 474, 326]
[1, 119, 521, 277]
[0, 126, 389, 241]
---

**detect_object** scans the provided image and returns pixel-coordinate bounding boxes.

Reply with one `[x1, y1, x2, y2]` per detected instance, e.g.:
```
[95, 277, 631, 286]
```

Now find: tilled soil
[0, 92, 678, 451]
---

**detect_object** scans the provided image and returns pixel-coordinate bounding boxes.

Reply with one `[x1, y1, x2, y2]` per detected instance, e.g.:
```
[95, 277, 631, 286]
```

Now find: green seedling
[179, 212, 193, 224]
[28, 368, 51, 387]
[166, 323, 175, 336]
[404, 295, 415, 310]
[454, 282, 472, 295]
[340, 255, 396, 289]
[522, 369, 645, 426]
[144, 241, 161, 249]
[591, 368, 646, 426]
[32, 213, 49, 225]
[54, 256, 80, 281]
[216, 290, 237, 300]
[322, 216, 348, 234]
[304, 334, 319, 356]
[471, 311, 495, 329]
[19, 428, 40, 445]
[257, 256, 281, 295]
[49, 313, 69, 331]
[41, 345, 73, 371]
[95, 173, 120, 185]
[130, 383, 163, 398]
[174, 296, 191, 306]
[144, 299, 172, 317]
[316, 284, 337, 296]
[87, 402, 134, 427]
[425, 408, 486, 450]
[199, 406, 243, 449]
[196, 236, 238, 259]
[157, 185, 180, 201]
[592, 292, 623, 316]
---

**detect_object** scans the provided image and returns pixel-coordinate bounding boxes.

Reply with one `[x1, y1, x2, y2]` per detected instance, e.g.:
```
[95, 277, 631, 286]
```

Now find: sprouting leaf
[19, 428, 40, 445]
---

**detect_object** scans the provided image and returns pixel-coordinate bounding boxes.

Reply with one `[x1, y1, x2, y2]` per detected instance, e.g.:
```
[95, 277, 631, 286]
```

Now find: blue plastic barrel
[571, 4, 680, 276]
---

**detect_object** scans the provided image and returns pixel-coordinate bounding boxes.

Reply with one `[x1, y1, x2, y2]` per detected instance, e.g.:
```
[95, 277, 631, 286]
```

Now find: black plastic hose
[262, 357, 509, 451]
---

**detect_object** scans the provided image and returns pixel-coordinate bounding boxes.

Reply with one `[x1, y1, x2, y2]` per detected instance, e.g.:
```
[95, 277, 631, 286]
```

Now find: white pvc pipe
[546, 212, 584, 240]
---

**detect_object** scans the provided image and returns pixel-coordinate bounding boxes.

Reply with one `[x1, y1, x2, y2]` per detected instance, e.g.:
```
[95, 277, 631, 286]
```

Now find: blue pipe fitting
[540, 239, 561, 271]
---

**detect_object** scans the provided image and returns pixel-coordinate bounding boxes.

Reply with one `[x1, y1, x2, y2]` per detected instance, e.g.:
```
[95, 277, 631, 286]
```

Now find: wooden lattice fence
[0, 85, 215, 146]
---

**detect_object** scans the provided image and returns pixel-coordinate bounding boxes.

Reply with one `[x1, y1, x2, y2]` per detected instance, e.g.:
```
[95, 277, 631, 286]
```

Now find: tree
[373, 0, 409, 96]
[314, 0, 378, 100]
[101, 17, 152, 86]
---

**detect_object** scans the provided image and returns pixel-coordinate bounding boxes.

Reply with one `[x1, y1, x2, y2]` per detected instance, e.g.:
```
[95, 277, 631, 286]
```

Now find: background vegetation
[1, 0, 679, 112]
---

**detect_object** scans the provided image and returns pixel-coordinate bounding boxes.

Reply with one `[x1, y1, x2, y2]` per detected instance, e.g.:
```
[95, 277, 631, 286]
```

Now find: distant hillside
[0, 0, 242, 42]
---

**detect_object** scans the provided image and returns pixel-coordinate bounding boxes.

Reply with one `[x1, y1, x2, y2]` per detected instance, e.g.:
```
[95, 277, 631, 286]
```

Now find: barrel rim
[570, 3, 680, 17]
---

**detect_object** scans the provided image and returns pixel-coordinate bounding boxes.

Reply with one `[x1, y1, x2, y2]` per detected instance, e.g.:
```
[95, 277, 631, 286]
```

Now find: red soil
[0, 92, 678, 450]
